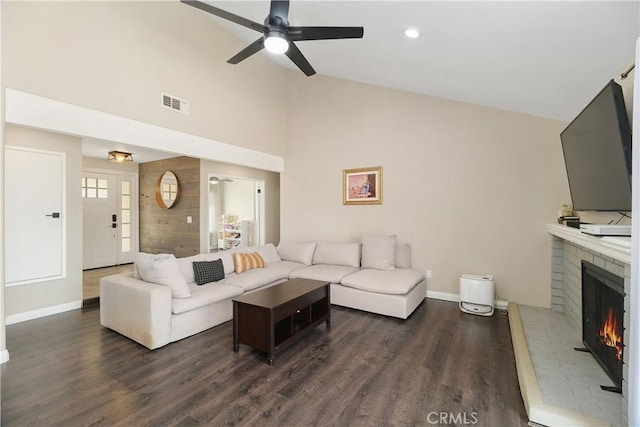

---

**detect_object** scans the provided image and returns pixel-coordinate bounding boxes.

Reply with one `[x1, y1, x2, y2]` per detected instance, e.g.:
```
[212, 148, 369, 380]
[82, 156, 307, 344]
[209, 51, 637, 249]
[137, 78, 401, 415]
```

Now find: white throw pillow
[204, 251, 235, 275]
[135, 252, 191, 298]
[395, 243, 412, 269]
[232, 243, 281, 264]
[176, 254, 207, 284]
[361, 235, 397, 271]
[312, 242, 361, 268]
[277, 241, 317, 265]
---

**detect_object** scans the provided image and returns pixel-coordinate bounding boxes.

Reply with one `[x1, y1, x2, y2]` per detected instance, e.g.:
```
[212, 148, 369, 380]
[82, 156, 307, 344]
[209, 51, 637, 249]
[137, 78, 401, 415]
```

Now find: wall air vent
[161, 93, 190, 115]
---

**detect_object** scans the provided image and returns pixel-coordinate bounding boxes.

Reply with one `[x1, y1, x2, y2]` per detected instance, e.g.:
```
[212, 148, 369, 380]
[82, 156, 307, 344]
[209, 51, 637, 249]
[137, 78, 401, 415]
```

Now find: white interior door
[5, 146, 65, 285]
[82, 172, 118, 269]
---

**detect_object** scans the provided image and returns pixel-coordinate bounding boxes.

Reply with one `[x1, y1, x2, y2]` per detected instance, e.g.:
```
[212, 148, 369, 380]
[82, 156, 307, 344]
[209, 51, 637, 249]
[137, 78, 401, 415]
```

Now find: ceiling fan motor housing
[181, 0, 363, 77]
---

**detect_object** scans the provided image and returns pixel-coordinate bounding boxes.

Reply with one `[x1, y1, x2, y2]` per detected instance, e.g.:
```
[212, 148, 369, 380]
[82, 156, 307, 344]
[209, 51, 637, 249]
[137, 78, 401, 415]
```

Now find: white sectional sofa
[100, 236, 426, 349]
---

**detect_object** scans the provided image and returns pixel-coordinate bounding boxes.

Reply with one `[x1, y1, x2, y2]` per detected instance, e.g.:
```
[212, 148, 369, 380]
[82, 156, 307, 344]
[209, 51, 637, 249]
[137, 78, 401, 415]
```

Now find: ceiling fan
[181, 0, 364, 76]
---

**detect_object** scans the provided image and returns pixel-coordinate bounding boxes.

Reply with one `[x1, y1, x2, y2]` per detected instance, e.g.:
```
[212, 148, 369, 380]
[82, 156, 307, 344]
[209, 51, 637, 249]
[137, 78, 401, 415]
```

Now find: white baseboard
[495, 299, 509, 310]
[427, 290, 509, 311]
[5, 300, 82, 325]
[0, 349, 10, 364]
[426, 290, 459, 302]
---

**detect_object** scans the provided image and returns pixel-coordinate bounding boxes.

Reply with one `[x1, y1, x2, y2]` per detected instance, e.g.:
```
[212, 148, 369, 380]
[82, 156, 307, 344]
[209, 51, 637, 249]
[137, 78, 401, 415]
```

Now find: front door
[82, 172, 118, 269]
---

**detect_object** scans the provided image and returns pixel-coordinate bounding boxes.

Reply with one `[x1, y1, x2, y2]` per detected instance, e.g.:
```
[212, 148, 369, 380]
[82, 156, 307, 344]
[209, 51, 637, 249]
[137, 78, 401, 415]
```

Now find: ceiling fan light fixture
[107, 150, 133, 162]
[209, 176, 234, 184]
[264, 32, 289, 54]
[404, 28, 421, 39]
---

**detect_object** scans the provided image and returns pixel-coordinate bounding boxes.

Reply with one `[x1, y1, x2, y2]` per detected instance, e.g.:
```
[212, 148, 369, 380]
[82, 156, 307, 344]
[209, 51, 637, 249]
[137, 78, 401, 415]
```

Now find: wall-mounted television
[560, 79, 632, 212]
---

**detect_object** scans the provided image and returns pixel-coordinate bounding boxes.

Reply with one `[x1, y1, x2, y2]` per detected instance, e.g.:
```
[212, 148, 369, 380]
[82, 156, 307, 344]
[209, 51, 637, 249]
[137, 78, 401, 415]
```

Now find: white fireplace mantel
[547, 223, 631, 265]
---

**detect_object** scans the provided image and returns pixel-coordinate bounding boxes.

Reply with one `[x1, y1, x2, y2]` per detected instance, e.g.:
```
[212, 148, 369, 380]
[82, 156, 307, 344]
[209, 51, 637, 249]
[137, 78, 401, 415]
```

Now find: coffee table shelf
[233, 278, 331, 364]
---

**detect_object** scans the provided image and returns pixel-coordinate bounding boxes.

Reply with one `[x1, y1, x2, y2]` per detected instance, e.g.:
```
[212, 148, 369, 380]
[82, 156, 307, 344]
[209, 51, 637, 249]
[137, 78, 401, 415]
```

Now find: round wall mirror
[156, 171, 180, 209]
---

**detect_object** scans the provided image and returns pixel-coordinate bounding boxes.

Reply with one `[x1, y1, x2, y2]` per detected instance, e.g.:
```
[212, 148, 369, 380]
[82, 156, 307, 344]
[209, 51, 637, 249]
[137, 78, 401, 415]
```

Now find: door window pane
[122, 238, 130, 253]
[120, 179, 132, 254]
[83, 176, 108, 199]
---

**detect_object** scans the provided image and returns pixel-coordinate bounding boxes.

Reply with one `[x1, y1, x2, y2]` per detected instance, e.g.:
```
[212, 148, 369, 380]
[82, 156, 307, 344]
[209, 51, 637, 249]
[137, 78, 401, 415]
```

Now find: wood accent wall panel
[139, 156, 200, 257]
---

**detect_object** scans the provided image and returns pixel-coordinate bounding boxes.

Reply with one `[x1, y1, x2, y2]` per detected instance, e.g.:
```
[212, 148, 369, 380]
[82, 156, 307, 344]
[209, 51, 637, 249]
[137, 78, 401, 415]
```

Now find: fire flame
[599, 307, 623, 361]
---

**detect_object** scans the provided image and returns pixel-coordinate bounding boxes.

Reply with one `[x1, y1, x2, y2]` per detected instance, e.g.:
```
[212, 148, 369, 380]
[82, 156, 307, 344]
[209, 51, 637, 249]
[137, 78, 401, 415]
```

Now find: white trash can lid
[461, 274, 494, 281]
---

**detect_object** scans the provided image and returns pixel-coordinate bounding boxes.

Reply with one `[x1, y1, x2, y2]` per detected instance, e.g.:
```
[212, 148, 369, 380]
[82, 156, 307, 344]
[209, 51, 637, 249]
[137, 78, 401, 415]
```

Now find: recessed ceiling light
[404, 28, 420, 39]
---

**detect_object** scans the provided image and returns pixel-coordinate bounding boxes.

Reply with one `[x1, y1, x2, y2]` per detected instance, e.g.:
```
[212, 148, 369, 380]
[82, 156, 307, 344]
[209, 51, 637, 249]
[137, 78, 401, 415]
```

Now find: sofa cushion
[172, 283, 244, 314]
[204, 251, 235, 275]
[193, 259, 225, 285]
[395, 243, 411, 269]
[176, 254, 207, 284]
[265, 260, 307, 276]
[277, 241, 316, 265]
[233, 243, 281, 264]
[289, 264, 360, 284]
[361, 235, 397, 271]
[312, 242, 361, 268]
[233, 252, 265, 274]
[340, 268, 424, 295]
[221, 268, 287, 292]
[136, 252, 191, 298]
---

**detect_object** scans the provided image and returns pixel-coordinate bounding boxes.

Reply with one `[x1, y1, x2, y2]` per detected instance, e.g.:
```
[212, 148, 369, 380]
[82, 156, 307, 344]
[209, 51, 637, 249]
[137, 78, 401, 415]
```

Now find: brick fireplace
[548, 223, 630, 424]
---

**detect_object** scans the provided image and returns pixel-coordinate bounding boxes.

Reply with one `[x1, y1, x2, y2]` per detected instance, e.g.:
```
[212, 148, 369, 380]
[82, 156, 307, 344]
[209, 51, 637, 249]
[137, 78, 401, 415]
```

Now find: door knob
[45, 212, 60, 218]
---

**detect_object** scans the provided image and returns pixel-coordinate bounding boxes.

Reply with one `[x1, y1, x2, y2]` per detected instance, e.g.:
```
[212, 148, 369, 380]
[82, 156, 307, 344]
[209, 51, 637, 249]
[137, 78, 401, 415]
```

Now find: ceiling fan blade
[181, 0, 266, 33]
[227, 38, 265, 64]
[288, 26, 364, 41]
[269, 0, 290, 21]
[285, 42, 315, 76]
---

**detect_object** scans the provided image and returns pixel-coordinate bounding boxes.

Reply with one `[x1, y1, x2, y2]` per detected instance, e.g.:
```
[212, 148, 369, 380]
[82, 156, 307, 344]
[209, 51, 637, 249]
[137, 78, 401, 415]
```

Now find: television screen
[560, 80, 632, 211]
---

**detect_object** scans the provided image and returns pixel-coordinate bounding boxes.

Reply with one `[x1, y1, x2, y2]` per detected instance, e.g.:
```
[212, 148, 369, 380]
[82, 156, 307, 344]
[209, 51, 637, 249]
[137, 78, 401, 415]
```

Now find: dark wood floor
[1, 299, 528, 426]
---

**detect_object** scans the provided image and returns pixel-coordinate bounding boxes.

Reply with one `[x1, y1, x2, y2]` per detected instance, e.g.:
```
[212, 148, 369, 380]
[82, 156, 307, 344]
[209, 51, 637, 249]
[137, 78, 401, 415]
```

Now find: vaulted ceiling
[84, 1, 640, 161]
[200, 1, 640, 121]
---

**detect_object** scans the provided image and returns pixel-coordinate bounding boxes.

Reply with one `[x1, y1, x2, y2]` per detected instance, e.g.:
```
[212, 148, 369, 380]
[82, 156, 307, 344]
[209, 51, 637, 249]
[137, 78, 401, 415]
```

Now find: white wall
[4, 125, 83, 318]
[83, 156, 139, 173]
[283, 74, 569, 308]
[222, 179, 255, 223]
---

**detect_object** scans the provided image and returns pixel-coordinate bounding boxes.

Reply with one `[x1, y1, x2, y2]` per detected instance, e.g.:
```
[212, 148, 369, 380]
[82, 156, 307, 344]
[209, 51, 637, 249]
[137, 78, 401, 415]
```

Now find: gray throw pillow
[193, 259, 225, 285]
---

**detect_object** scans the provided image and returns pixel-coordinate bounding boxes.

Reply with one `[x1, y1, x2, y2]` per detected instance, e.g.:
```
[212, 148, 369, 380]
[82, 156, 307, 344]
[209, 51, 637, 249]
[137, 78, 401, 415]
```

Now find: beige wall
[284, 74, 570, 307]
[2, 1, 287, 157]
[4, 125, 83, 315]
[199, 160, 281, 253]
[83, 156, 139, 174]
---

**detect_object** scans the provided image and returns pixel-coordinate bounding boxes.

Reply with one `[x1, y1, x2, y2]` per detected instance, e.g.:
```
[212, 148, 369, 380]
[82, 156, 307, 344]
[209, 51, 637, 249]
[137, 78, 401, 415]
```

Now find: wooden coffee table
[232, 278, 331, 364]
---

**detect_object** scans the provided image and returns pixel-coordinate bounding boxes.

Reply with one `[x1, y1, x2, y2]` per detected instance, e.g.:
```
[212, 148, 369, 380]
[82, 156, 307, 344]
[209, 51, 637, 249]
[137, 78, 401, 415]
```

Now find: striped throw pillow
[233, 252, 265, 274]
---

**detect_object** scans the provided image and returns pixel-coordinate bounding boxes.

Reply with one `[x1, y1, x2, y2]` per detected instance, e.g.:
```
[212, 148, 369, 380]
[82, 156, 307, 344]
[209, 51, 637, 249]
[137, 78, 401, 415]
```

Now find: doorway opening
[208, 175, 265, 252]
[82, 168, 137, 300]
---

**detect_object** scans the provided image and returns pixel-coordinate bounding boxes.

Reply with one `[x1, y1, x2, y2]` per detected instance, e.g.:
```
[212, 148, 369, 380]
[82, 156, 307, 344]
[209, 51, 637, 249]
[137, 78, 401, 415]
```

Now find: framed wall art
[343, 166, 383, 205]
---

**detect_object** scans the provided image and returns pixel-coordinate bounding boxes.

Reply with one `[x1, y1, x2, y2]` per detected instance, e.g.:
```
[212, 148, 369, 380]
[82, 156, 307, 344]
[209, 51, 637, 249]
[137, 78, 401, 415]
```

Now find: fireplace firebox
[580, 261, 625, 392]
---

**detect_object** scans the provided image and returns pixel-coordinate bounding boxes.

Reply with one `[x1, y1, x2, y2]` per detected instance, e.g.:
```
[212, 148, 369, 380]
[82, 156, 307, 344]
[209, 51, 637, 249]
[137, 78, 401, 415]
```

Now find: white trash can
[459, 274, 495, 316]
